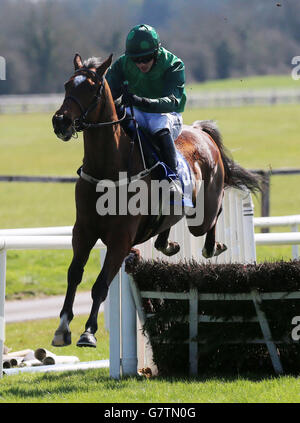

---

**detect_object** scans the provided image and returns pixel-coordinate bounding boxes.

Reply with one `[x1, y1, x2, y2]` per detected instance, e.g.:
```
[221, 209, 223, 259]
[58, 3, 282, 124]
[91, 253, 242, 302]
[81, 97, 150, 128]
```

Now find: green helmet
[125, 24, 161, 57]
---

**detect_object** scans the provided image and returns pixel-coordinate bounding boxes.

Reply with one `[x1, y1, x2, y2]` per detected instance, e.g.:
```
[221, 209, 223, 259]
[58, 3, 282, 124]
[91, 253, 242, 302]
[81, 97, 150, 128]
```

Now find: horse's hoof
[202, 246, 213, 259]
[155, 241, 180, 257]
[202, 243, 227, 259]
[51, 330, 72, 347]
[214, 242, 227, 257]
[76, 331, 97, 348]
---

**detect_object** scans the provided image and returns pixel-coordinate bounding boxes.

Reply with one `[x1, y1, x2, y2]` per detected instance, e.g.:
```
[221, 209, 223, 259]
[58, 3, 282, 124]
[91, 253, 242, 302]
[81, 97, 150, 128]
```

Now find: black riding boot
[155, 129, 178, 176]
[155, 129, 182, 196]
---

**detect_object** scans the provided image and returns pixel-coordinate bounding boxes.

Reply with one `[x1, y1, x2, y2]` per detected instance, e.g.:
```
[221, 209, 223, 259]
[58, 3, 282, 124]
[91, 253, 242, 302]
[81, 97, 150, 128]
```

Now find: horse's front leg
[77, 241, 132, 348]
[52, 225, 97, 347]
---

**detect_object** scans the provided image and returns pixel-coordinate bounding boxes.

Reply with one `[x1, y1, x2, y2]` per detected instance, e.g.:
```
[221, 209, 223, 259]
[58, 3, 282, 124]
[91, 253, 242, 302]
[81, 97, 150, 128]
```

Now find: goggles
[131, 54, 155, 64]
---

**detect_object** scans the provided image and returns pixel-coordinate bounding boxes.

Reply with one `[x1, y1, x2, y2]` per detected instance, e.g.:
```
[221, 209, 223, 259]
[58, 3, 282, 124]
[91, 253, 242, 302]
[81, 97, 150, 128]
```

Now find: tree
[215, 40, 233, 80]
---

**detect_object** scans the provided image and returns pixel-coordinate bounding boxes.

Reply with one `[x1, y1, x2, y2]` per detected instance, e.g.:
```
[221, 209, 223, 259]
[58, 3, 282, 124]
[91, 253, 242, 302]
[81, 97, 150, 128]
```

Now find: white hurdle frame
[120, 188, 258, 376]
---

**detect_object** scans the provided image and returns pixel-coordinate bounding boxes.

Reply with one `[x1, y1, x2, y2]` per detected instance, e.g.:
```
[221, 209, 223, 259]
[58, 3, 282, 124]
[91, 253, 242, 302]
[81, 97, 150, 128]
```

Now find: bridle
[64, 68, 127, 135]
[62, 67, 151, 184]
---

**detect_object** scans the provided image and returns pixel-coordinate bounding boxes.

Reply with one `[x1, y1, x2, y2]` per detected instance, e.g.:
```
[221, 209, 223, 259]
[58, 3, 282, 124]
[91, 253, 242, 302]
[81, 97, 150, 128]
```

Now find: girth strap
[79, 161, 161, 187]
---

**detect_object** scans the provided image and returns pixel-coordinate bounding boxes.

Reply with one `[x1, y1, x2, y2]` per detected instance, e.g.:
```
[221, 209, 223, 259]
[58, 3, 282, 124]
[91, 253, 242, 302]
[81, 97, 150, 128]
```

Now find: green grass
[187, 74, 299, 92]
[1, 113, 83, 176]
[5, 249, 100, 300]
[183, 104, 300, 170]
[1, 105, 300, 299]
[2, 370, 299, 403]
[1, 316, 299, 403]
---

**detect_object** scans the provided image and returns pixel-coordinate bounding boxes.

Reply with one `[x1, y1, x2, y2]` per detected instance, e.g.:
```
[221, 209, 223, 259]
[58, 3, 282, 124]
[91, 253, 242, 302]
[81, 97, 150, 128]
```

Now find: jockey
[106, 24, 186, 186]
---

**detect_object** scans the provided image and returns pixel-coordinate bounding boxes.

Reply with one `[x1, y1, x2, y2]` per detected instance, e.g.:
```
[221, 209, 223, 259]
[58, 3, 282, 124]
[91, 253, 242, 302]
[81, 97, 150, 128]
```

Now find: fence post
[251, 289, 283, 375]
[0, 248, 6, 379]
[109, 270, 121, 379]
[291, 224, 299, 260]
[121, 264, 137, 376]
[242, 192, 256, 263]
[128, 276, 158, 375]
[189, 288, 198, 376]
[100, 250, 109, 331]
[261, 172, 270, 233]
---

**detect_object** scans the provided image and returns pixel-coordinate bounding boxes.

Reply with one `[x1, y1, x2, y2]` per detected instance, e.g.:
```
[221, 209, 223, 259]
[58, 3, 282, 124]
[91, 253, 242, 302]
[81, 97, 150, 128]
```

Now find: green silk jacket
[106, 47, 186, 113]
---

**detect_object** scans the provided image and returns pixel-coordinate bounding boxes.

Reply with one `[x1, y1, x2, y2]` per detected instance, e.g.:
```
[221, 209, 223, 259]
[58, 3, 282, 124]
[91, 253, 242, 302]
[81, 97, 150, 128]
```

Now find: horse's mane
[83, 57, 102, 69]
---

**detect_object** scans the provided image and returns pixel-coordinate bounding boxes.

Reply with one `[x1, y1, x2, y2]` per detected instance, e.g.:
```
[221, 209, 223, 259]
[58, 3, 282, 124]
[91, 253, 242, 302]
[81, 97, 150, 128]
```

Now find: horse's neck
[82, 81, 129, 180]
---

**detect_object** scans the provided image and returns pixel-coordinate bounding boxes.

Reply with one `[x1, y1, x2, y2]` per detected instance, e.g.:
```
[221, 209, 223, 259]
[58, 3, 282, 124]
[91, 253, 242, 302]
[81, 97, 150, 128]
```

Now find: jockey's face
[134, 59, 155, 73]
[131, 52, 156, 73]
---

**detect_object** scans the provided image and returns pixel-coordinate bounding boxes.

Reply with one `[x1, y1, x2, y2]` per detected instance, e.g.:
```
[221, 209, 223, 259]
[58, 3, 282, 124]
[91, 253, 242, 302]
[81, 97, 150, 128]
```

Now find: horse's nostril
[53, 114, 63, 127]
[53, 114, 72, 129]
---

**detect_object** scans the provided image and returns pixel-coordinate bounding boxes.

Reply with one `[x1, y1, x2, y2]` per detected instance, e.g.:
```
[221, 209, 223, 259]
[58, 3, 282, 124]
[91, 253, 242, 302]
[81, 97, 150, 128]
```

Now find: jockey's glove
[122, 91, 152, 110]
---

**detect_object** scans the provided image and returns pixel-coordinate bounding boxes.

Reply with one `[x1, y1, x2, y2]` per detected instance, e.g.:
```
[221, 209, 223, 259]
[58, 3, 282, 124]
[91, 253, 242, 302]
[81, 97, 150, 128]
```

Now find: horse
[51, 53, 261, 348]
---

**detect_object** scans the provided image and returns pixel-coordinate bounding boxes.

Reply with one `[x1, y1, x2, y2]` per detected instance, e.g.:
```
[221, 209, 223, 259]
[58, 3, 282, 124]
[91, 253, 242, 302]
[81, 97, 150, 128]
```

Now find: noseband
[64, 68, 126, 134]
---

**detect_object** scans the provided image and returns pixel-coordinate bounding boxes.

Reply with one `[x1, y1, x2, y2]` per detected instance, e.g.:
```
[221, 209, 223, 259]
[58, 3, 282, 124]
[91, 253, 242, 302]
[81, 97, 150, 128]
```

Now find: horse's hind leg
[154, 229, 180, 256]
[52, 224, 97, 347]
[189, 190, 227, 259]
[202, 220, 227, 258]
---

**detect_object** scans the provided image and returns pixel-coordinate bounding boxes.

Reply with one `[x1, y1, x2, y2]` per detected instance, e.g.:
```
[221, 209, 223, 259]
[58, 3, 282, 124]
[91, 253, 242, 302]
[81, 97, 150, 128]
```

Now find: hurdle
[117, 188, 295, 376]
[108, 187, 259, 378]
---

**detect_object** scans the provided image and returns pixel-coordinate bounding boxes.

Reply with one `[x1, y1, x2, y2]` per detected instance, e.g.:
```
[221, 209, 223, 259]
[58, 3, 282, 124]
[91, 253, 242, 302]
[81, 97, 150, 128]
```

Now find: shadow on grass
[1, 369, 111, 400]
[149, 366, 300, 384]
[3, 384, 79, 399]
[42, 369, 129, 392]
[41, 367, 297, 385]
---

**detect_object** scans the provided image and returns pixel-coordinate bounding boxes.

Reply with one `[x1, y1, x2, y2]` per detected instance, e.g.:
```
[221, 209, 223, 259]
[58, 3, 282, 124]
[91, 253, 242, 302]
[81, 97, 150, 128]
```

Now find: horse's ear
[74, 53, 83, 71]
[96, 54, 113, 77]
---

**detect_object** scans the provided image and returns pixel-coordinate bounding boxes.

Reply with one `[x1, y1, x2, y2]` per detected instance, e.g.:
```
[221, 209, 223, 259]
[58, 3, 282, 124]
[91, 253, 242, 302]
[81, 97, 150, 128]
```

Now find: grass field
[1, 314, 299, 403]
[187, 74, 299, 92]
[1, 102, 300, 299]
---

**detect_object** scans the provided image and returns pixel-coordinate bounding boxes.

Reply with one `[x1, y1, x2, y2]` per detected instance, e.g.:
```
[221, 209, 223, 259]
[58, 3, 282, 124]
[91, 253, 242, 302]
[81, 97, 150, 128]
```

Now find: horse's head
[52, 53, 113, 141]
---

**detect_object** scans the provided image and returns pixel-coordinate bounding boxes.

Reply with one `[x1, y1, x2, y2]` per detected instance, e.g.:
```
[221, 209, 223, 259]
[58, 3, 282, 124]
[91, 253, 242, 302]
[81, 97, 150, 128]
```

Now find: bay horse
[51, 54, 260, 348]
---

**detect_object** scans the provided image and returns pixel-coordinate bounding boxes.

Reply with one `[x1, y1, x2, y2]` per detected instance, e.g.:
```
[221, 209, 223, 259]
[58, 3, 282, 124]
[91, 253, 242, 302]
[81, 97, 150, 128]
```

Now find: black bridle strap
[64, 94, 86, 114]
[64, 73, 128, 131]
[78, 107, 128, 129]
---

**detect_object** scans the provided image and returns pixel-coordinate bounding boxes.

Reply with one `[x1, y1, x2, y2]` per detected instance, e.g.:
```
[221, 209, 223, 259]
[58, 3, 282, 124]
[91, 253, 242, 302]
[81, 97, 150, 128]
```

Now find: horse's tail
[192, 120, 262, 193]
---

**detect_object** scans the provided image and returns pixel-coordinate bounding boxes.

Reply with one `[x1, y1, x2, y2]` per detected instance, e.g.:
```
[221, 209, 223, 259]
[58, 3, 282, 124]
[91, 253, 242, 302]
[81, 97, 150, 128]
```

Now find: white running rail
[254, 214, 300, 259]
